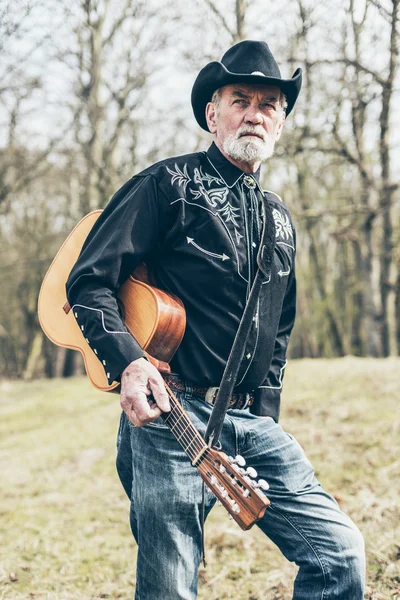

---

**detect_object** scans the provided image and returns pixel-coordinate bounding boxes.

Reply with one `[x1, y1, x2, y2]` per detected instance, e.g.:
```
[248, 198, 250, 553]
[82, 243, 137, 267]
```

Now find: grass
[0, 357, 399, 599]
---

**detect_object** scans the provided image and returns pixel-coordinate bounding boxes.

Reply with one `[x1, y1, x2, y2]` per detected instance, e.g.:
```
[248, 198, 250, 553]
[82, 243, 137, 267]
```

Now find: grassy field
[0, 357, 399, 600]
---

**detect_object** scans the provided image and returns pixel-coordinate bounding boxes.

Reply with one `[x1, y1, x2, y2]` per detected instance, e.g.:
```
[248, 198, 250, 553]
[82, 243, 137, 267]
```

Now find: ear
[205, 102, 218, 134]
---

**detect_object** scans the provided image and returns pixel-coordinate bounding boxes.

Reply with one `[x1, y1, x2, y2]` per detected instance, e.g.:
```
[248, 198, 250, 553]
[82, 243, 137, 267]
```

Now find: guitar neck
[161, 383, 208, 466]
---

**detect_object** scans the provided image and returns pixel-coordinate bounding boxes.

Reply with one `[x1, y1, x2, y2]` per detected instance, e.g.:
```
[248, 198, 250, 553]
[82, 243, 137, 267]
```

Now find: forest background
[0, 0, 399, 380]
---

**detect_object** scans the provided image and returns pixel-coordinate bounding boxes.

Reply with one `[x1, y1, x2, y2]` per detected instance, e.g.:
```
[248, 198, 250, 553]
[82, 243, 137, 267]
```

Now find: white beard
[222, 128, 276, 164]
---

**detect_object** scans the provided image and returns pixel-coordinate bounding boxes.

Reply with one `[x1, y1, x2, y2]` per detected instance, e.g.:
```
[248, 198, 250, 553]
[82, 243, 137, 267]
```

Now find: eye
[262, 102, 279, 111]
[233, 99, 248, 106]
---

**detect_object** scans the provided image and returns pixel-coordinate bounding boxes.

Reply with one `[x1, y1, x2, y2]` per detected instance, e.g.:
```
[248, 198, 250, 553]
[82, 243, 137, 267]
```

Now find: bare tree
[63, 0, 174, 215]
[202, 0, 249, 42]
[0, 0, 64, 213]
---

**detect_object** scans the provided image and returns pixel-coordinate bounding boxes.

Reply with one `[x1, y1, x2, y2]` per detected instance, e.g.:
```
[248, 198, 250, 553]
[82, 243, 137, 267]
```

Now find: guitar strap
[205, 193, 276, 448]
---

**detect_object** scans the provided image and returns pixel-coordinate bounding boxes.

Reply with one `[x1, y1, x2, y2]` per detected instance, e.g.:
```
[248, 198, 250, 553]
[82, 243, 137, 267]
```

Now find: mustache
[236, 127, 266, 141]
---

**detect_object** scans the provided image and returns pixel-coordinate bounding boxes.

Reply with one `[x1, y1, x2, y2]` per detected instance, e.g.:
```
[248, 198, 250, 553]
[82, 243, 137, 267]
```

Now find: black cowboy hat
[191, 40, 302, 131]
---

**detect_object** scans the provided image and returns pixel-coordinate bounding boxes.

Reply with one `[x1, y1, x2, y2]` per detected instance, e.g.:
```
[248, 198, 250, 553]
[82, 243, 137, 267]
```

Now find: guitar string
[164, 397, 216, 462]
[162, 386, 208, 457]
[163, 400, 207, 460]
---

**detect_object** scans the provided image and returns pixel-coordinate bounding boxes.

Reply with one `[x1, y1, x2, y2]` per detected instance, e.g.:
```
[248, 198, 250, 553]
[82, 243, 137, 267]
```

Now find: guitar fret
[165, 412, 184, 431]
[183, 437, 197, 452]
[167, 402, 198, 438]
[176, 424, 189, 441]
[191, 447, 207, 466]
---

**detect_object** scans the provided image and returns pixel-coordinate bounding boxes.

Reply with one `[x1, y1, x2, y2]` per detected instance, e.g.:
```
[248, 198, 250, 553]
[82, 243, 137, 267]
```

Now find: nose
[244, 104, 263, 125]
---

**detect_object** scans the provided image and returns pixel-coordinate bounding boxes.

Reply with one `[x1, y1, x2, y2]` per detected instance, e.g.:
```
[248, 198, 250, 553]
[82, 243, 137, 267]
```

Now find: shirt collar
[205, 142, 261, 189]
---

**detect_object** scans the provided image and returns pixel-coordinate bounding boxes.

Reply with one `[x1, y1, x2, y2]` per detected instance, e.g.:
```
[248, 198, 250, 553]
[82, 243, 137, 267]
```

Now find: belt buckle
[205, 386, 219, 405]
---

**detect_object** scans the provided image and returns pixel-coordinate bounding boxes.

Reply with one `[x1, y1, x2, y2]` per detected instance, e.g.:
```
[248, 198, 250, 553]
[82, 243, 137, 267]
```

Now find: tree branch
[202, 0, 235, 39]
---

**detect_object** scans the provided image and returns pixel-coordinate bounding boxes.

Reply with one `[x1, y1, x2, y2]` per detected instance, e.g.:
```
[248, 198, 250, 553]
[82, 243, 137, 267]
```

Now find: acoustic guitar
[38, 211, 270, 530]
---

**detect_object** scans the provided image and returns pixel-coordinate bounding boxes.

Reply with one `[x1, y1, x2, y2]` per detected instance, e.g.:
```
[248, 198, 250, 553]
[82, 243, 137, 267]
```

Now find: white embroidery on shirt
[277, 267, 291, 277]
[277, 241, 295, 251]
[272, 208, 293, 241]
[190, 167, 243, 229]
[190, 184, 229, 208]
[193, 166, 223, 187]
[186, 237, 229, 261]
[217, 202, 241, 227]
[258, 360, 288, 390]
[166, 163, 191, 192]
[71, 304, 131, 335]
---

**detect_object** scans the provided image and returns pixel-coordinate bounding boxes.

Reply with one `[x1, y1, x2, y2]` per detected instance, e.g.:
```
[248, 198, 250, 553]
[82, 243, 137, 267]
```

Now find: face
[205, 83, 285, 170]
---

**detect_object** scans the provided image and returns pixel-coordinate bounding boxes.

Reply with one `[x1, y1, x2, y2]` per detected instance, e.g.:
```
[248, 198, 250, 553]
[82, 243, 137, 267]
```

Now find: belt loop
[185, 379, 193, 399]
[242, 393, 251, 410]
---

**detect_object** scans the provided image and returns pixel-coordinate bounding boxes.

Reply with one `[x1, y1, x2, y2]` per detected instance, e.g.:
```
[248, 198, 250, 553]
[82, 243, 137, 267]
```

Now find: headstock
[197, 448, 270, 530]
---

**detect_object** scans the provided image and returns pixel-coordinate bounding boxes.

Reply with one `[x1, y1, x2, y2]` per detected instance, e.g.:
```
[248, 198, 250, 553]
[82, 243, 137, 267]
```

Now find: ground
[0, 357, 399, 599]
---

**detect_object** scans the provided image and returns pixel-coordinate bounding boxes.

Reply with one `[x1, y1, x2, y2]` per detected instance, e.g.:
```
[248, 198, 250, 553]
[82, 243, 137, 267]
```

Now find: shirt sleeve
[66, 174, 164, 384]
[252, 234, 297, 422]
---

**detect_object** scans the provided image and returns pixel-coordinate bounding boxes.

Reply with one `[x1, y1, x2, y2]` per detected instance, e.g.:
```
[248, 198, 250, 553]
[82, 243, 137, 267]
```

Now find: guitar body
[38, 211, 186, 391]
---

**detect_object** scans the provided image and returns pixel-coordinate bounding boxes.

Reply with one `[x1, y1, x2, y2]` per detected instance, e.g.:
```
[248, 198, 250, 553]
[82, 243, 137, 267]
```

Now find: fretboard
[161, 384, 208, 465]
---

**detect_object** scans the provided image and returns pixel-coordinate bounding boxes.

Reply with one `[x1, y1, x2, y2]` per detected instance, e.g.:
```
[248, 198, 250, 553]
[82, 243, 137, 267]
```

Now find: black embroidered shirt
[66, 143, 296, 420]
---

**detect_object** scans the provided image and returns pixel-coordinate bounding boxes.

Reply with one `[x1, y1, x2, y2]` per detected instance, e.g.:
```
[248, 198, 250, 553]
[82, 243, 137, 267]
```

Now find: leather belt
[163, 374, 254, 410]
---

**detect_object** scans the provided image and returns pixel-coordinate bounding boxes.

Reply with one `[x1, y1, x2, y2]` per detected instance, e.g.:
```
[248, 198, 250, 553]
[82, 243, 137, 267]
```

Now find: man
[66, 41, 365, 599]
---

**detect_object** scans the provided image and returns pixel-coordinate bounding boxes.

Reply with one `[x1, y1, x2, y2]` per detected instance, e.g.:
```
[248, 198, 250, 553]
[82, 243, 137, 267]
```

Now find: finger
[130, 406, 162, 427]
[123, 399, 163, 427]
[131, 392, 163, 423]
[148, 377, 171, 412]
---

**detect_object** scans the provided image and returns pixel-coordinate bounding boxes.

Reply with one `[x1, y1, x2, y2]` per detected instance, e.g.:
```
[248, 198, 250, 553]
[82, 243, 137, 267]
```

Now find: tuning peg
[228, 454, 246, 467]
[219, 464, 226, 473]
[220, 488, 228, 498]
[234, 455, 246, 467]
[231, 478, 238, 486]
[242, 489, 250, 498]
[232, 502, 240, 513]
[210, 475, 217, 485]
[254, 479, 270, 491]
[245, 467, 258, 478]
[216, 500, 222, 506]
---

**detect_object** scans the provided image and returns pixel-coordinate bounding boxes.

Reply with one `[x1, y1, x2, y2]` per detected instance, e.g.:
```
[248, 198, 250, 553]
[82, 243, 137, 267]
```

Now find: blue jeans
[116, 387, 365, 600]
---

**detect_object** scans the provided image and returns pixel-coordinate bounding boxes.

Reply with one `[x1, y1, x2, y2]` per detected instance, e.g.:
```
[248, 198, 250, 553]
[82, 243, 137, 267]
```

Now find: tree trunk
[23, 330, 43, 380]
[378, 0, 399, 356]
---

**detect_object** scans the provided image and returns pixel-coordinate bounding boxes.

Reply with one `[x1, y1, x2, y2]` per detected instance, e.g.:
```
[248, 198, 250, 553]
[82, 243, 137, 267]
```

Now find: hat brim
[191, 62, 302, 131]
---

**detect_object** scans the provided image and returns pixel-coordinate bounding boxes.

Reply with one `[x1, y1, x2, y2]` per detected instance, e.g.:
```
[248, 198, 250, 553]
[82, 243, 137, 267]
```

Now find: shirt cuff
[250, 386, 281, 422]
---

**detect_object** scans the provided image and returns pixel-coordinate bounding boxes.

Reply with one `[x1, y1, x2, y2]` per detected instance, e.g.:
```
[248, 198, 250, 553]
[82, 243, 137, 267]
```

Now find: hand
[120, 357, 171, 427]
